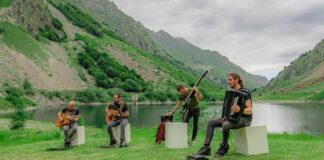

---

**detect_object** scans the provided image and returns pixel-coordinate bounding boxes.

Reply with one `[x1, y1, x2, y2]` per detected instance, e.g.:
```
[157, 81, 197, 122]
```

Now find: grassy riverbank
[0, 118, 324, 160]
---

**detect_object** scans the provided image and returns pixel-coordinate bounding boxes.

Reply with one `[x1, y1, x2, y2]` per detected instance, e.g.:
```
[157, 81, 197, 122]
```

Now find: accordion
[221, 89, 247, 123]
[160, 115, 173, 122]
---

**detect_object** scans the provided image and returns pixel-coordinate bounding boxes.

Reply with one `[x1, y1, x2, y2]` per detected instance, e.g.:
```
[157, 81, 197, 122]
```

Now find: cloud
[113, 0, 324, 79]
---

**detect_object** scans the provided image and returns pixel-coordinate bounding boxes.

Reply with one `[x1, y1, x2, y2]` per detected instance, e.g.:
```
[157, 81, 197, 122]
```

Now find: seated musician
[106, 94, 129, 147]
[197, 73, 252, 157]
[57, 101, 80, 148]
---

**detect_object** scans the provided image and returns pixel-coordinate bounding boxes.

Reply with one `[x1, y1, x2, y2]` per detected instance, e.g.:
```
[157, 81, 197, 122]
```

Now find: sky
[113, 0, 324, 80]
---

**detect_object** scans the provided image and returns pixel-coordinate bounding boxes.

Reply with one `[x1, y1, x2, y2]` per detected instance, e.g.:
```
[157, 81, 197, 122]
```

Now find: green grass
[0, 22, 48, 67]
[0, 0, 11, 8]
[308, 90, 324, 101]
[0, 118, 324, 160]
[256, 82, 324, 101]
[257, 92, 310, 101]
[0, 97, 13, 110]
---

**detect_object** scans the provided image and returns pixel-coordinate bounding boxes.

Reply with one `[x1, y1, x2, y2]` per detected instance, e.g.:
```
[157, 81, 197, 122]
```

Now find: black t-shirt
[108, 101, 128, 113]
[61, 107, 80, 116]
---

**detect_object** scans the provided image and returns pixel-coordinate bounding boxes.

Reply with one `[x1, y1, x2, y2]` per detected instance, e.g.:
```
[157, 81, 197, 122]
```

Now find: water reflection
[29, 103, 324, 134]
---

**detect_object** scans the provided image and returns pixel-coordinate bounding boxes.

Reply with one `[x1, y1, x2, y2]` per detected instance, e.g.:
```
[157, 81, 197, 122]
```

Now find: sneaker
[110, 139, 117, 146]
[119, 143, 128, 148]
[197, 146, 211, 156]
[215, 143, 229, 157]
[64, 141, 71, 148]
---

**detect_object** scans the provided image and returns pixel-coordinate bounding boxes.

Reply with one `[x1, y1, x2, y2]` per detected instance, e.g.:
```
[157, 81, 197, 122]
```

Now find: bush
[39, 27, 63, 42]
[76, 88, 109, 103]
[121, 79, 141, 92]
[23, 79, 34, 95]
[0, 26, 5, 34]
[10, 103, 28, 130]
[48, 1, 103, 37]
[154, 91, 168, 102]
[4, 86, 31, 130]
[52, 17, 63, 30]
[76, 36, 147, 91]
[308, 91, 324, 101]
[78, 52, 96, 69]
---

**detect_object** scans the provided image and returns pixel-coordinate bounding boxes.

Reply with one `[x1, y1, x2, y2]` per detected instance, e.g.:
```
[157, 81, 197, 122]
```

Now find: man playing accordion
[197, 73, 253, 158]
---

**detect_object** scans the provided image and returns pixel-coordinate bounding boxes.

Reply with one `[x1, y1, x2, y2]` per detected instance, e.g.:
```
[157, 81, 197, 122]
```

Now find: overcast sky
[113, 0, 324, 79]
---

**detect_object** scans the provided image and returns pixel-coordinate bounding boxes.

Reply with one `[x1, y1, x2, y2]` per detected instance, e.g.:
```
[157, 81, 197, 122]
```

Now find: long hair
[228, 73, 244, 87]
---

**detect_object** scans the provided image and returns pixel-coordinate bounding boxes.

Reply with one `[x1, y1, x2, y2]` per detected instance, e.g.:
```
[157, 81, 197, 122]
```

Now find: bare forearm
[172, 101, 182, 113]
[243, 99, 252, 114]
[121, 111, 129, 118]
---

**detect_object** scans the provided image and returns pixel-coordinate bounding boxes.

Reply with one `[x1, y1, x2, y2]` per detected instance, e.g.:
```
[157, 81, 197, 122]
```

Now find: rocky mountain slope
[262, 39, 324, 101]
[65, 0, 268, 88]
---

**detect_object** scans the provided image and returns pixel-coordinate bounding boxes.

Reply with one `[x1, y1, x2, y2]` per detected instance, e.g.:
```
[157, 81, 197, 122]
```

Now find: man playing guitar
[56, 101, 80, 148]
[106, 94, 129, 147]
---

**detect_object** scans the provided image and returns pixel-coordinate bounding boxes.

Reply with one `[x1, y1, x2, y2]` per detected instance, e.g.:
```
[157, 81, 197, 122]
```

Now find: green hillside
[0, 0, 226, 109]
[61, 0, 268, 89]
[149, 30, 268, 88]
[260, 40, 324, 101]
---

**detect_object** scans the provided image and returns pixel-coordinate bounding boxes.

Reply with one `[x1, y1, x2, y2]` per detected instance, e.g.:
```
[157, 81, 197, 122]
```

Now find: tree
[5, 87, 27, 130]
[10, 101, 27, 130]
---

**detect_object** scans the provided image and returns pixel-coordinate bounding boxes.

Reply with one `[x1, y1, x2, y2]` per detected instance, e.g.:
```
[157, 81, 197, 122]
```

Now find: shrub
[78, 52, 96, 69]
[76, 36, 147, 91]
[121, 79, 141, 92]
[48, 1, 103, 37]
[76, 88, 109, 103]
[39, 26, 65, 42]
[23, 79, 34, 95]
[52, 17, 63, 30]
[10, 103, 28, 130]
[0, 26, 4, 34]
[4, 86, 31, 130]
[308, 91, 324, 101]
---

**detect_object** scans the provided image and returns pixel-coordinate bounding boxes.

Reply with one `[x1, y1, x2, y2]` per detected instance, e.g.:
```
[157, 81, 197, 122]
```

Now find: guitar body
[55, 114, 72, 128]
[105, 109, 120, 124]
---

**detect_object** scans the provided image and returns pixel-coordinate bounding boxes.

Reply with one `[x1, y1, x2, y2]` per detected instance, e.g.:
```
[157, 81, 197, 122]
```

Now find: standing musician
[106, 94, 129, 147]
[57, 101, 80, 148]
[197, 73, 252, 158]
[170, 85, 203, 142]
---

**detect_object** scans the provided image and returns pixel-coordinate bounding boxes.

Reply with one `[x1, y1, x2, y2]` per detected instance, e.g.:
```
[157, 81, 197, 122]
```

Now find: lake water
[28, 102, 324, 134]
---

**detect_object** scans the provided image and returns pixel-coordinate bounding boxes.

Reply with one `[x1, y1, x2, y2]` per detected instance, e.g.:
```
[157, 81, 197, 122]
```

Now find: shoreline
[0, 99, 322, 114]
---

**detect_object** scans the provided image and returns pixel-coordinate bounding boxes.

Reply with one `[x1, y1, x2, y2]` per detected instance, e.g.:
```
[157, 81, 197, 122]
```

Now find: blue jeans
[107, 119, 128, 142]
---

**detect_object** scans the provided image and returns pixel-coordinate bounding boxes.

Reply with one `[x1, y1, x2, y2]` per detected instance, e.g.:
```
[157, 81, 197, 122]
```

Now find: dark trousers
[182, 108, 200, 140]
[204, 117, 251, 146]
[107, 119, 128, 142]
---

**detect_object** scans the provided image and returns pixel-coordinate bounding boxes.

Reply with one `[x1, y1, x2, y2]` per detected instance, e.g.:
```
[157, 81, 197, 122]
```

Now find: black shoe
[197, 146, 211, 156]
[119, 144, 128, 148]
[64, 141, 71, 148]
[110, 139, 117, 146]
[215, 143, 229, 157]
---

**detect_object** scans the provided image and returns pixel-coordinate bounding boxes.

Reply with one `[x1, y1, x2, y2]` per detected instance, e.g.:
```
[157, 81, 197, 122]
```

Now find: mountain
[0, 0, 226, 108]
[64, 0, 268, 88]
[263, 39, 324, 101]
[149, 30, 269, 88]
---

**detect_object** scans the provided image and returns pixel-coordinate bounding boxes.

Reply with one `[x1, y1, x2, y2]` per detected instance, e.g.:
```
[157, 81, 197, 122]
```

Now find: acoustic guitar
[105, 103, 125, 124]
[105, 109, 120, 124]
[55, 109, 78, 128]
